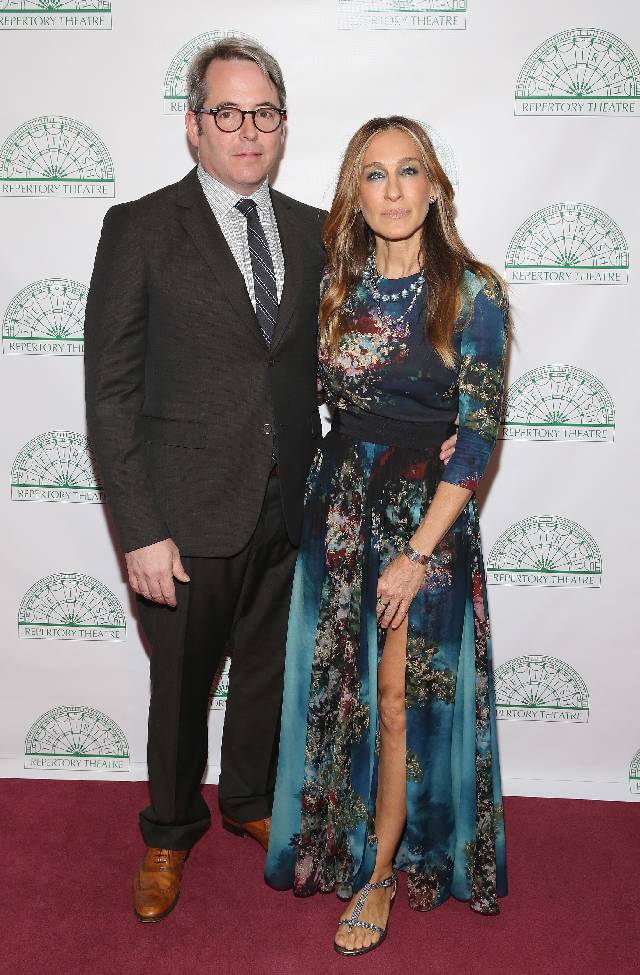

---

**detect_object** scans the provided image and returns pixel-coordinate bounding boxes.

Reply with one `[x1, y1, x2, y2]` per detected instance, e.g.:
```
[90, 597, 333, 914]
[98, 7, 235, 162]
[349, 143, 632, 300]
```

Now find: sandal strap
[366, 872, 396, 891]
[337, 919, 385, 935]
[340, 870, 397, 930]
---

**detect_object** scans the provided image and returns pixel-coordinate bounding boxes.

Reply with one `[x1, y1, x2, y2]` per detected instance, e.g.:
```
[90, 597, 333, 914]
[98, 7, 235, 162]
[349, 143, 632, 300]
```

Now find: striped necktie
[235, 197, 279, 346]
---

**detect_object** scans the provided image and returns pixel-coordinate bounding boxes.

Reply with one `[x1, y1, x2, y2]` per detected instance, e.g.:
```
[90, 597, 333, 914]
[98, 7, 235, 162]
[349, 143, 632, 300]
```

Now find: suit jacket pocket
[141, 414, 206, 448]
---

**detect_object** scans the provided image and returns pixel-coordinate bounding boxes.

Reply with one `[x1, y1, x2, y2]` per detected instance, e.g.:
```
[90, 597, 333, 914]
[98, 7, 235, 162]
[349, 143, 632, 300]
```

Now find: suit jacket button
[263, 422, 272, 435]
[268, 357, 275, 366]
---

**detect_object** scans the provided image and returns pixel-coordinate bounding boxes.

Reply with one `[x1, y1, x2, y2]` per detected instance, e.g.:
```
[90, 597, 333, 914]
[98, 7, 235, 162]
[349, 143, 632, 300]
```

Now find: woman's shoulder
[463, 267, 509, 313]
[319, 268, 366, 310]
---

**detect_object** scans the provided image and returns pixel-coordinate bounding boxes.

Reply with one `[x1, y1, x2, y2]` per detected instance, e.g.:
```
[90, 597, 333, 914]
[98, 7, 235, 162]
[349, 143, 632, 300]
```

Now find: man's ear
[185, 111, 200, 150]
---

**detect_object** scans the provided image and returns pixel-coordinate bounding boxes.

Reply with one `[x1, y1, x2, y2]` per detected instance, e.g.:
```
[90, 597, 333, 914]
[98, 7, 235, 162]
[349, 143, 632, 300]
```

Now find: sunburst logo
[495, 655, 589, 722]
[3, 277, 86, 355]
[11, 431, 103, 503]
[19, 572, 126, 640]
[25, 706, 129, 771]
[488, 516, 602, 588]
[337, 0, 466, 30]
[0, 116, 114, 196]
[505, 203, 628, 284]
[500, 365, 615, 442]
[515, 28, 640, 115]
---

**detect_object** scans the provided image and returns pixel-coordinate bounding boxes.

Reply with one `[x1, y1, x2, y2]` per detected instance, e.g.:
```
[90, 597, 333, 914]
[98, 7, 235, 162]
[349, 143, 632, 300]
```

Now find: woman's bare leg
[334, 618, 407, 952]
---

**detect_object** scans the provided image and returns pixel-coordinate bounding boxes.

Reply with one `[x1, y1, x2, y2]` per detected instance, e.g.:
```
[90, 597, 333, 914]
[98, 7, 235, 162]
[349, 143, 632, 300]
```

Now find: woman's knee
[378, 689, 406, 736]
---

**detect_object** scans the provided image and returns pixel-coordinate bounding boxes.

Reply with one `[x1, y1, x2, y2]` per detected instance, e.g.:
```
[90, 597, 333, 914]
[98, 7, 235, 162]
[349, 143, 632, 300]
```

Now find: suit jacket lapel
[175, 170, 306, 351]
[175, 168, 263, 344]
[271, 189, 304, 353]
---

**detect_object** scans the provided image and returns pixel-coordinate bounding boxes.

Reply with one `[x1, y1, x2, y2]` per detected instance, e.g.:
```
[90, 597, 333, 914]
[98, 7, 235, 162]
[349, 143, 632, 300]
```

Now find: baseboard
[502, 777, 638, 802]
[0, 760, 636, 801]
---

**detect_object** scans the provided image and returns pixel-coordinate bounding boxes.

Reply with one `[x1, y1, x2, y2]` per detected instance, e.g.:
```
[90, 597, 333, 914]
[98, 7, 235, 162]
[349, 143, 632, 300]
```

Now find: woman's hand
[440, 429, 457, 465]
[376, 553, 427, 630]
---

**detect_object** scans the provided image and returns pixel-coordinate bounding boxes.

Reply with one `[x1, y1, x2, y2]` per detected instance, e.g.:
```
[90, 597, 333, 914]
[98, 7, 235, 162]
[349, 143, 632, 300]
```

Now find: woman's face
[358, 128, 435, 244]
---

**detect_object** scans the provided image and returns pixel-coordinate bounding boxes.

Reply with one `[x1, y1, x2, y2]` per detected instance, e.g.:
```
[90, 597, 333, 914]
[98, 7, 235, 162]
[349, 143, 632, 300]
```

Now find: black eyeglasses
[196, 106, 287, 133]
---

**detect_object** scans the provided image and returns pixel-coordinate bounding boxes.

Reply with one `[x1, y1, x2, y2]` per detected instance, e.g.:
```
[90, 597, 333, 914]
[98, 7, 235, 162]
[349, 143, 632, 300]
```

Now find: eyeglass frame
[195, 105, 287, 133]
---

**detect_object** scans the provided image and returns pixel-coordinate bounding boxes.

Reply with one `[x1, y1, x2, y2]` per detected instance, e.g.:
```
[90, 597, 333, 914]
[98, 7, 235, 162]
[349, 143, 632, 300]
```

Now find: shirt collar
[197, 163, 272, 217]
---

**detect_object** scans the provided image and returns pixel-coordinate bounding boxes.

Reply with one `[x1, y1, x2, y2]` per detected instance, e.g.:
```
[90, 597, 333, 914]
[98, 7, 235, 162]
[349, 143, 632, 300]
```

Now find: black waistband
[332, 409, 455, 449]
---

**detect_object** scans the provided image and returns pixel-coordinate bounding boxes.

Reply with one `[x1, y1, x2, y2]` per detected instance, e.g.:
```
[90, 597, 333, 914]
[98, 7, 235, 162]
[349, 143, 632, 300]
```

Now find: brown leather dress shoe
[133, 847, 189, 923]
[222, 815, 270, 852]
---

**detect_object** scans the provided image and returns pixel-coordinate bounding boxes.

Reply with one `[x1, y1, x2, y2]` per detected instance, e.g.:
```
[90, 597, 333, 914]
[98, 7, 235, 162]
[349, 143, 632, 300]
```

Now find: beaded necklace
[362, 254, 425, 331]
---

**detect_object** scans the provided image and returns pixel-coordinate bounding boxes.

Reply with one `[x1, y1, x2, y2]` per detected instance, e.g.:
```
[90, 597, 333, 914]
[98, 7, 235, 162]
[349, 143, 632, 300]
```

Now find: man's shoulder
[106, 169, 195, 223]
[270, 187, 328, 228]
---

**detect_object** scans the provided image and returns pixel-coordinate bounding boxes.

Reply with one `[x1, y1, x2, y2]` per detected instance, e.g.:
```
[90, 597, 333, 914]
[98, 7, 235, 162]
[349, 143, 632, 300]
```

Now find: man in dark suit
[85, 38, 326, 923]
[85, 37, 456, 923]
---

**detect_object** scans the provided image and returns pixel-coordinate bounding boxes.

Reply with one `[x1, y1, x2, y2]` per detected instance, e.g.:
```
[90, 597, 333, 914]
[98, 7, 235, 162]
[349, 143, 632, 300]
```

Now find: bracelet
[402, 542, 430, 566]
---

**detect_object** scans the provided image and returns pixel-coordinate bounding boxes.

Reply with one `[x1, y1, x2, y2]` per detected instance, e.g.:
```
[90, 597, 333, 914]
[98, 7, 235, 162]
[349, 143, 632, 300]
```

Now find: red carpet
[1, 780, 637, 975]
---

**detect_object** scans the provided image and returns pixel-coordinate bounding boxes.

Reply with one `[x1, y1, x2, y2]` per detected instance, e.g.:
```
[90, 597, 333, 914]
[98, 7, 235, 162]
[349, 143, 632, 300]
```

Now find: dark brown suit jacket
[84, 167, 326, 557]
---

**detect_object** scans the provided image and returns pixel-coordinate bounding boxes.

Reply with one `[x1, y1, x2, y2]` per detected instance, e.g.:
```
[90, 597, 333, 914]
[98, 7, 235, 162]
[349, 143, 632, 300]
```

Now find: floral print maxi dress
[265, 269, 509, 914]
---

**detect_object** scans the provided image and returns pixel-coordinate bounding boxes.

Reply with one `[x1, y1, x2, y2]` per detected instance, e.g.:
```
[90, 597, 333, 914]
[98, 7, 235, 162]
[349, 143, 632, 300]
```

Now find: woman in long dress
[265, 116, 509, 956]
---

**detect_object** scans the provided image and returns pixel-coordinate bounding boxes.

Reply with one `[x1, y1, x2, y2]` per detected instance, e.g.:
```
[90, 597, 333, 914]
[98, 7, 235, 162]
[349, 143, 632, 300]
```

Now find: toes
[335, 927, 381, 953]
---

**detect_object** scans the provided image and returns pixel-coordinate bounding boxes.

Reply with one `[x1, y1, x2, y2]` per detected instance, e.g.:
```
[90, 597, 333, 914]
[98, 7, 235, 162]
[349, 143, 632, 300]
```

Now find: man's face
[185, 58, 286, 195]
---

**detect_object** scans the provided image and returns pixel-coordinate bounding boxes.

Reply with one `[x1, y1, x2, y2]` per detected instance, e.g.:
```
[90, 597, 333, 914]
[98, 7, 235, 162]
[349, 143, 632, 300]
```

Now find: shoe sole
[134, 892, 180, 924]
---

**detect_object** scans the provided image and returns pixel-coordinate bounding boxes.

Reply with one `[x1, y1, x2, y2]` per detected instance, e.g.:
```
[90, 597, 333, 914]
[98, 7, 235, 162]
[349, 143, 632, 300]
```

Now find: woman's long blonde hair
[320, 116, 504, 367]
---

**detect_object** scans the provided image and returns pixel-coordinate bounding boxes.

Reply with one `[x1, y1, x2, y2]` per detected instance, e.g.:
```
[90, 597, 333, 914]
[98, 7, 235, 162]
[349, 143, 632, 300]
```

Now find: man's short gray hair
[186, 37, 287, 117]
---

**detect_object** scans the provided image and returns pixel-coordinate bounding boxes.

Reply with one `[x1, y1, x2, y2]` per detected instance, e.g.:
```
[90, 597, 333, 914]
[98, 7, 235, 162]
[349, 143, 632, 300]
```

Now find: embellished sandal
[333, 870, 397, 957]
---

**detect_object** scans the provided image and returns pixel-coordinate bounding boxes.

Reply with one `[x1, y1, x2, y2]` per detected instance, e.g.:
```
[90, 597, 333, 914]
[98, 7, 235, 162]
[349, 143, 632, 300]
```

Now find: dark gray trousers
[136, 475, 297, 850]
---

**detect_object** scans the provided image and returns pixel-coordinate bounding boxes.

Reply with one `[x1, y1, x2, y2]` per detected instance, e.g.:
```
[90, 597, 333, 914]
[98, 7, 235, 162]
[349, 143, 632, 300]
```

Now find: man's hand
[440, 428, 458, 465]
[125, 538, 190, 607]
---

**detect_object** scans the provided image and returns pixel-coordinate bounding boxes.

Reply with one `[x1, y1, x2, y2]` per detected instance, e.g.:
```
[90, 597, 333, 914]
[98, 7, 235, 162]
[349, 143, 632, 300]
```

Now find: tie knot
[235, 197, 258, 219]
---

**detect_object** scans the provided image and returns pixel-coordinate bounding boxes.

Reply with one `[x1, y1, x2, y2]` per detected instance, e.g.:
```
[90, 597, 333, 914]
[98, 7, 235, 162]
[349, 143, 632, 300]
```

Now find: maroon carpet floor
[1, 780, 638, 975]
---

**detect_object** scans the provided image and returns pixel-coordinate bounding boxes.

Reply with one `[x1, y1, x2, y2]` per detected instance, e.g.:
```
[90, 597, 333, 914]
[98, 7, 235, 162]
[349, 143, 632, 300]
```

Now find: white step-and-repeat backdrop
[1, 0, 638, 801]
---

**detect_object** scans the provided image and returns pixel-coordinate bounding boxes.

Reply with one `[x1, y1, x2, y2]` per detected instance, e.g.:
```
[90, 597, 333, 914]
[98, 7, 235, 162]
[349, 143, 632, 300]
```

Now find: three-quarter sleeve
[440, 279, 508, 492]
